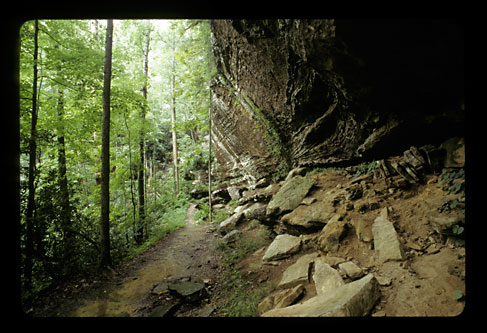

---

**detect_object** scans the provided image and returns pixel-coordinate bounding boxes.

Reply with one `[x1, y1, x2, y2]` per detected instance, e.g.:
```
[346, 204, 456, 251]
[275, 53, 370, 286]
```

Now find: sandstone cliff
[209, 19, 463, 183]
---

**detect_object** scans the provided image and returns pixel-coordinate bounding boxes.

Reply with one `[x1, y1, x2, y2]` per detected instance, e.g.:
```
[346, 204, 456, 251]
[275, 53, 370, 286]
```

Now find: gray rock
[320, 255, 346, 268]
[279, 253, 319, 287]
[149, 302, 180, 317]
[168, 281, 207, 303]
[338, 261, 364, 280]
[218, 212, 244, 235]
[258, 284, 306, 314]
[266, 176, 315, 216]
[351, 218, 373, 243]
[313, 259, 345, 295]
[227, 185, 242, 201]
[263, 234, 302, 261]
[196, 304, 215, 317]
[317, 215, 348, 253]
[372, 216, 405, 263]
[234, 203, 252, 214]
[243, 202, 267, 220]
[261, 273, 379, 317]
[281, 200, 334, 229]
[221, 229, 242, 244]
[151, 282, 169, 295]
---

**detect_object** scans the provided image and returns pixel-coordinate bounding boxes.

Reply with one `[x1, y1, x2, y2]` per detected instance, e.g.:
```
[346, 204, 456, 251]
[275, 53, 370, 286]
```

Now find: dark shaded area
[334, 20, 464, 158]
[336, 20, 464, 115]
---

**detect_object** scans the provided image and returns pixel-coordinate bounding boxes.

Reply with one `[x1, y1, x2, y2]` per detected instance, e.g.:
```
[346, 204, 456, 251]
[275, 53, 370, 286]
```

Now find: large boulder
[281, 199, 335, 230]
[266, 175, 315, 216]
[262, 234, 302, 261]
[261, 273, 379, 317]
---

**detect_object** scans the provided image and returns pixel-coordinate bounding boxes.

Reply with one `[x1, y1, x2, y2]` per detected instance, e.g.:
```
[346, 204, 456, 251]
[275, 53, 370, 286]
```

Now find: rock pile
[375, 137, 464, 186]
[211, 136, 465, 317]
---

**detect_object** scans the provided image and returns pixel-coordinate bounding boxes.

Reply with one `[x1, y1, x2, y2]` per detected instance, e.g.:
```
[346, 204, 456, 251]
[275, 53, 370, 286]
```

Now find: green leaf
[452, 224, 464, 235]
[453, 290, 464, 301]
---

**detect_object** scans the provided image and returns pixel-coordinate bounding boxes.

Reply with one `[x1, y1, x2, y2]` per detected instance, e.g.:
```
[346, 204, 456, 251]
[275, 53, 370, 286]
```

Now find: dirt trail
[68, 203, 220, 317]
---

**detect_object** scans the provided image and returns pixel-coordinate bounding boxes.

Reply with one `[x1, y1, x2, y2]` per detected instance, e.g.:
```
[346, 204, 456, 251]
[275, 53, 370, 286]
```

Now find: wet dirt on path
[68, 203, 221, 317]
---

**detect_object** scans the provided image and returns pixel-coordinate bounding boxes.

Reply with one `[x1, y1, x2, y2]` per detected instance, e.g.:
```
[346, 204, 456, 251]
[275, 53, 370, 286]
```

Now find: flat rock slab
[258, 284, 306, 314]
[149, 302, 180, 317]
[281, 200, 334, 229]
[266, 175, 315, 216]
[263, 234, 302, 261]
[372, 216, 405, 263]
[279, 253, 319, 287]
[168, 281, 207, 303]
[261, 273, 379, 317]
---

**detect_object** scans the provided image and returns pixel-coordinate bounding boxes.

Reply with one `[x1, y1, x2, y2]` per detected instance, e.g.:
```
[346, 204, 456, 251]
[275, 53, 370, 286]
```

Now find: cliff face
[210, 19, 464, 182]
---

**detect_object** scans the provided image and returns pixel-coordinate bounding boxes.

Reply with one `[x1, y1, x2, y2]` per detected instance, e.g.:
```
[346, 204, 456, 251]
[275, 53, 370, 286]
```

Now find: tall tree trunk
[123, 111, 137, 241]
[207, 26, 213, 224]
[99, 19, 114, 269]
[136, 26, 151, 244]
[24, 19, 39, 293]
[170, 43, 179, 196]
[56, 87, 73, 271]
[208, 88, 212, 224]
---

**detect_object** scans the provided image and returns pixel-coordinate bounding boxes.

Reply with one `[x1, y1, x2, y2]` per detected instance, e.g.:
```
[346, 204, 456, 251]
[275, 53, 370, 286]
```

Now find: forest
[18, 19, 217, 309]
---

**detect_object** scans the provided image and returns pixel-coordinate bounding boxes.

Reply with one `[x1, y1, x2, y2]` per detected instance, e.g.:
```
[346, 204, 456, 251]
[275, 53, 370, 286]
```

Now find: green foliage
[19, 19, 216, 308]
[452, 224, 464, 236]
[352, 160, 378, 179]
[438, 168, 465, 195]
[216, 227, 274, 316]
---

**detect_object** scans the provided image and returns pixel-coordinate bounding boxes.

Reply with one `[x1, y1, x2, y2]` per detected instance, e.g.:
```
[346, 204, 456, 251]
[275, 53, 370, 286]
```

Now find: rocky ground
[212, 136, 466, 317]
[33, 137, 466, 317]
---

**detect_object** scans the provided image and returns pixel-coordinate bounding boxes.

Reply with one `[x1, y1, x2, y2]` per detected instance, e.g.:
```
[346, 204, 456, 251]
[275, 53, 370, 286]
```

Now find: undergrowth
[215, 225, 275, 316]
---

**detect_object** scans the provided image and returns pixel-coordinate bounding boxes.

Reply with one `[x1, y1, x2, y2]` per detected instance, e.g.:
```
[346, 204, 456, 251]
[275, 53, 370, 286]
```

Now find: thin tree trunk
[123, 111, 137, 240]
[208, 88, 212, 224]
[99, 19, 114, 269]
[56, 87, 73, 270]
[136, 26, 151, 244]
[170, 43, 179, 196]
[24, 19, 39, 293]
